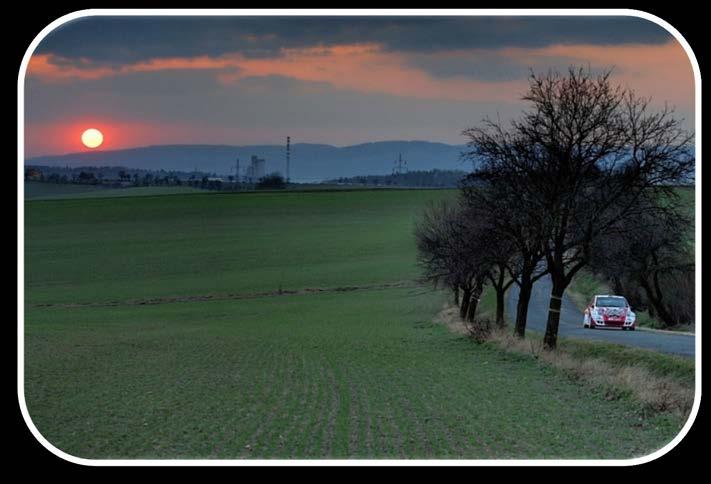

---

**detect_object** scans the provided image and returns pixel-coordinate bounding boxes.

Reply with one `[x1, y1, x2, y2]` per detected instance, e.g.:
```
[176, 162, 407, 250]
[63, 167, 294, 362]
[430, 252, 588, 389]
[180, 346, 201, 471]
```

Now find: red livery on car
[583, 295, 636, 330]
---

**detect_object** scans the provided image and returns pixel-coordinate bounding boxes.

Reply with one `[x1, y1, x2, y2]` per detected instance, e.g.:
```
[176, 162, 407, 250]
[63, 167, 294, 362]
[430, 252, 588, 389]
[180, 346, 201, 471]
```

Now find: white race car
[583, 295, 636, 330]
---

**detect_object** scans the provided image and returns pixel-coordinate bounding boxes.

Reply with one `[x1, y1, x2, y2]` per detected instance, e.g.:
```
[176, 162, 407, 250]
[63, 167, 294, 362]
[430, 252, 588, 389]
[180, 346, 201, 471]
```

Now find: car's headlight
[626, 312, 636, 322]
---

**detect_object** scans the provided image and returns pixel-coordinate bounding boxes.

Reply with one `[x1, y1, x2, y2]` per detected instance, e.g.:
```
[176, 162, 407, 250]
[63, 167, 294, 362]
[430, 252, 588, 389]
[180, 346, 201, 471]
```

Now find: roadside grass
[484, 329, 694, 418]
[447, 287, 695, 420]
[555, 338, 695, 388]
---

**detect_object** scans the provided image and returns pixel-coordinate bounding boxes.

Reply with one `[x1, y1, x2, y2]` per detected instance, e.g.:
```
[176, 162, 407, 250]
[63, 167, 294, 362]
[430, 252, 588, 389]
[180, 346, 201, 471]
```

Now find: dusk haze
[21, 11, 697, 464]
[25, 15, 693, 157]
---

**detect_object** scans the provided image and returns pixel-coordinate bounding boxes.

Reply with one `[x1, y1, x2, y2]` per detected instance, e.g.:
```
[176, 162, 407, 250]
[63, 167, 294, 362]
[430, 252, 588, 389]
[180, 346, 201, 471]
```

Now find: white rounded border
[17, 8, 701, 466]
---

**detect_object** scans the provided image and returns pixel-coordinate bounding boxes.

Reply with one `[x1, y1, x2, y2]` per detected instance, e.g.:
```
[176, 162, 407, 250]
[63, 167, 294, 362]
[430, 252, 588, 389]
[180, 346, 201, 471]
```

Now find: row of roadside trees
[416, 67, 694, 348]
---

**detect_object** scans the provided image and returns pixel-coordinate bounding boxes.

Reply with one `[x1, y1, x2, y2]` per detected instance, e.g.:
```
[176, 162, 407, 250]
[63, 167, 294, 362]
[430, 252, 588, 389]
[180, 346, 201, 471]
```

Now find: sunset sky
[24, 15, 695, 158]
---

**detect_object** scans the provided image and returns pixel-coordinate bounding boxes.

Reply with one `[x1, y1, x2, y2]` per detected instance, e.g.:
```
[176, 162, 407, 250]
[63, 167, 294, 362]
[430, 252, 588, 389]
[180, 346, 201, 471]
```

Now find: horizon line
[26, 139, 467, 160]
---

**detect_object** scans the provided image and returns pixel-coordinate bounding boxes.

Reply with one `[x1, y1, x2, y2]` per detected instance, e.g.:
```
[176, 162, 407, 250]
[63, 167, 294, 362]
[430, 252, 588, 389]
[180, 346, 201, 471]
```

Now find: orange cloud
[26, 40, 694, 110]
[27, 55, 117, 81]
[213, 43, 529, 103]
[498, 41, 695, 112]
[27, 54, 239, 81]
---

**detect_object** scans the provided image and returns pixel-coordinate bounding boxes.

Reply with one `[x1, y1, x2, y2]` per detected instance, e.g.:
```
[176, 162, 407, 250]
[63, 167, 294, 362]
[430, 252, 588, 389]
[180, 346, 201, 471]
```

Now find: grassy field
[24, 189, 687, 459]
[25, 181, 208, 200]
[25, 181, 110, 199]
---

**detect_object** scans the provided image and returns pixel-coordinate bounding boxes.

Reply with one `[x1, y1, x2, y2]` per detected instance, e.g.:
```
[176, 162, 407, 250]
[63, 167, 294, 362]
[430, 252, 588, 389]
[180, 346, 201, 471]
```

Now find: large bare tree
[463, 67, 694, 348]
[461, 139, 550, 338]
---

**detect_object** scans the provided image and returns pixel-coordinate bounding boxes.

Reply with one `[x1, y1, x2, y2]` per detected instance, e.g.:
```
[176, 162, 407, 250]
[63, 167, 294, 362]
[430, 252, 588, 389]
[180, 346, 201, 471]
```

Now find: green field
[25, 181, 109, 199]
[25, 181, 208, 200]
[25, 189, 686, 459]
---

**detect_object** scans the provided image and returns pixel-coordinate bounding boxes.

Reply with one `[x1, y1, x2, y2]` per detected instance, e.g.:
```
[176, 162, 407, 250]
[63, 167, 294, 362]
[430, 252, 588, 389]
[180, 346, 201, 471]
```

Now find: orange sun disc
[81, 128, 104, 148]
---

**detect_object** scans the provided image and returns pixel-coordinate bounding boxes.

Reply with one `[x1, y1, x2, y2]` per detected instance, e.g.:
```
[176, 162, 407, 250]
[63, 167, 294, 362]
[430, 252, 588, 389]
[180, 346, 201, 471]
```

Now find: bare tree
[463, 202, 520, 327]
[415, 200, 493, 323]
[415, 197, 520, 327]
[461, 171, 548, 338]
[463, 67, 694, 348]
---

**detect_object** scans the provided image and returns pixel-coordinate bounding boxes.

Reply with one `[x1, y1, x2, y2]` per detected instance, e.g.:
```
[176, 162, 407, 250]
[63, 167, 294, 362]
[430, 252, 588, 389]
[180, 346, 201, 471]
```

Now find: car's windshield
[596, 296, 627, 307]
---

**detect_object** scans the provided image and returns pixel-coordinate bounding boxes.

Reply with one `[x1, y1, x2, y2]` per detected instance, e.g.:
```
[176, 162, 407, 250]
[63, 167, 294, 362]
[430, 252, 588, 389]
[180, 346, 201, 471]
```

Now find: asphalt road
[507, 275, 695, 358]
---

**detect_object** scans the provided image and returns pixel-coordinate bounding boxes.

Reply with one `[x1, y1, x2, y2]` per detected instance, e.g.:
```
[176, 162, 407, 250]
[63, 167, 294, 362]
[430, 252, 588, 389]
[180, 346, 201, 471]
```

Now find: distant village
[26, 152, 468, 191]
[24, 155, 288, 191]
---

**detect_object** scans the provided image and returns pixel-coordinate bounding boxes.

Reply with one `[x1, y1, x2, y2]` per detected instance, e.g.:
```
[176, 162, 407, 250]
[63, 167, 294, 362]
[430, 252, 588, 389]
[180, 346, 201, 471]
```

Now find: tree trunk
[543, 274, 566, 349]
[611, 275, 624, 295]
[453, 287, 459, 306]
[495, 289, 505, 327]
[514, 277, 532, 338]
[466, 283, 483, 322]
[494, 268, 506, 327]
[459, 287, 471, 320]
[640, 276, 675, 327]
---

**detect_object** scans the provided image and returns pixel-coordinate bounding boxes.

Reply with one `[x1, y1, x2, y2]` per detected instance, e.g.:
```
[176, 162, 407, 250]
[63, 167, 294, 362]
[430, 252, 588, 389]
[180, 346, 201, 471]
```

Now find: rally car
[583, 295, 636, 330]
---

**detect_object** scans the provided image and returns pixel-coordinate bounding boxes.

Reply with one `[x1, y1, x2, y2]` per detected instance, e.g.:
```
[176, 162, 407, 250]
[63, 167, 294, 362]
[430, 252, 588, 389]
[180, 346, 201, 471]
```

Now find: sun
[81, 128, 104, 148]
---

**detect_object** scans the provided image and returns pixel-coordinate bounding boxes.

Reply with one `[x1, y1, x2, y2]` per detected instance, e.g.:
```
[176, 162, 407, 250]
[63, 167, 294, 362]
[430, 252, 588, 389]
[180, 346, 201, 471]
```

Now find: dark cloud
[34, 15, 673, 64]
[404, 50, 619, 82]
[25, 67, 523, 138]
[404, 52, 532, 82]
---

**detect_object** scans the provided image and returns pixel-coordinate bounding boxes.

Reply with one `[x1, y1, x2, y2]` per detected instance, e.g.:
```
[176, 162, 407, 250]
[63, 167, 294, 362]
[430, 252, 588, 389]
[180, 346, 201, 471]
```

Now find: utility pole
[393, 153, 407, 175]
[286, 136, 291, 183]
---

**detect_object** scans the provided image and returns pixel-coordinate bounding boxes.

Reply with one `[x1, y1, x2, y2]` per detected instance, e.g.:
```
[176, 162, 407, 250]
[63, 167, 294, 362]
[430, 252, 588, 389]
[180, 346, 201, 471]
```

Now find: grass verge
[485, 329, 694, 418]
[438, 298, 694, 421]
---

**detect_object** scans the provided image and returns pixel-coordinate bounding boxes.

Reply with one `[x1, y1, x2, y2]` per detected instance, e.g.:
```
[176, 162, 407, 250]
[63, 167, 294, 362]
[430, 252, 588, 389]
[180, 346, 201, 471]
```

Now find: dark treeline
[416, 67, 694, 346]
[328, 169, 467, 188]
[26, 165, 213, 185]
[24, 165, 287, 191]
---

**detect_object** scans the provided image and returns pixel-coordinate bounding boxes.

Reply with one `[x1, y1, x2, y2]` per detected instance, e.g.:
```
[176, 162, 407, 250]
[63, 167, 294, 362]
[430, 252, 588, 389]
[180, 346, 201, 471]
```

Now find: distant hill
[26, 141, 470, 182]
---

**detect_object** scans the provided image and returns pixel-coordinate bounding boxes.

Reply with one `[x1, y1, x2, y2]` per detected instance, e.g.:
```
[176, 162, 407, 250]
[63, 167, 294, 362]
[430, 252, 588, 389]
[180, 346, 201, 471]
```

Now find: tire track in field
[371, 385, 406, 458]
[29, 281, 422, 309]
[261, 351, 304, 456]
[359, 381, 376, 457]
[288, 356, 322, 458]
[285, 355, 317, 458]
[347, 379, 361, 457]
[321, 364, 340, 457]
[267, 352, 313, 457]
[413, 374, 462, 458]
[400, 393, 433, 458]
[421, 394, 463, 458]
[213, 346, 266, 458]
[229, 345, 285, 457]
[208, 347, 262, 458]
[237, 345, 289, 458]
[223, 346, 272, 456]
[305, 363, 329, 457]
[346, 375, 376, 458]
